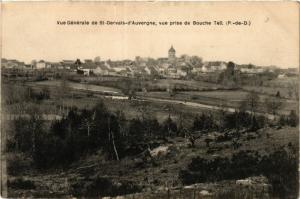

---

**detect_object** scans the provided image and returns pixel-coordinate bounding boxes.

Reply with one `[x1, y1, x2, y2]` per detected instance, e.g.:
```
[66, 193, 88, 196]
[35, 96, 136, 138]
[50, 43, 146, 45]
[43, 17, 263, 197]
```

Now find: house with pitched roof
[36, 60, 47, 69]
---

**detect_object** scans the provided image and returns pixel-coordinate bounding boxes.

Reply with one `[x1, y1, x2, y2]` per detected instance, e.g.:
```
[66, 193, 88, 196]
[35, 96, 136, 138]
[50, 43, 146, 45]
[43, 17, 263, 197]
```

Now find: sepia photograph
[1, 2, 299, 198]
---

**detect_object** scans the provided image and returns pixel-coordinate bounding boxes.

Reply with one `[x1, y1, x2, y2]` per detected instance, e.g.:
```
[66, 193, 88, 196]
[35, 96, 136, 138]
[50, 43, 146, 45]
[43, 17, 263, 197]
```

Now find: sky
[1, 2, 299, 68]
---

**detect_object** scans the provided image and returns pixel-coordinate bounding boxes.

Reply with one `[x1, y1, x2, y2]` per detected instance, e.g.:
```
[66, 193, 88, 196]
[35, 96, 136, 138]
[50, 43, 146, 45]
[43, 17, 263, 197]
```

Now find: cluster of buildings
[2, 46, 294, 79]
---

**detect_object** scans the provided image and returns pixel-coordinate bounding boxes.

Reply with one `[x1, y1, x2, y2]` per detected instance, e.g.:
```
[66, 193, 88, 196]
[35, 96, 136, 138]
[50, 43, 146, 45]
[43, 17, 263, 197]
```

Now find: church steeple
[168, 45, 176, 62]
[169, 45, 176, 53]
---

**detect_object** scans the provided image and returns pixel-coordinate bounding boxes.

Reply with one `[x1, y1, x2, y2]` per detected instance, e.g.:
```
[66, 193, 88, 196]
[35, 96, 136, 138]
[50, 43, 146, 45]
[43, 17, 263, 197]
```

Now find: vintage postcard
[1, 2, 299, 198]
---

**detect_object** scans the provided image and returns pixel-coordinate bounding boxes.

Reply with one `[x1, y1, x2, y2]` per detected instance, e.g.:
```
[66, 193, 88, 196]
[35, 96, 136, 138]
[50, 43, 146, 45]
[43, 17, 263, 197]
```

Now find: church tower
[168, 45, 176, 62]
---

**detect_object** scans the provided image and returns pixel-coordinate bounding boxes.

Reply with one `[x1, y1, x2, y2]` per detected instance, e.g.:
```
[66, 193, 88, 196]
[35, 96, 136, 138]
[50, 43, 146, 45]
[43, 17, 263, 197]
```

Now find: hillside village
[2, 46, 298, 80]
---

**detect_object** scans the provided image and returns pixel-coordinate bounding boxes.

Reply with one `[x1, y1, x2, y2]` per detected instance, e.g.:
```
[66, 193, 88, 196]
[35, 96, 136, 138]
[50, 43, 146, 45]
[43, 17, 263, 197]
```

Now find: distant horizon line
[1, 56, 299, 69]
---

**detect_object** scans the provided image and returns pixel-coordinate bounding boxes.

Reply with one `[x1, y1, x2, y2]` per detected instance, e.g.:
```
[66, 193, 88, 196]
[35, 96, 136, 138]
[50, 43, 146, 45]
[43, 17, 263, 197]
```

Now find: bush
[288, 110, 298, 127]
[179, 156, 231, 184]
[162, 117, 177, 137]
[193, 113, 216, 131]
[277, 111, 299, 127]
[7, 153, 33, 176]
[222, 111, 266, 131]
[8, 178, 35, 190]
[260, 149, 298, 198]
[191, 95, 199, 100]
[179, 148, 298, 199]
[70, 176, 141, 197]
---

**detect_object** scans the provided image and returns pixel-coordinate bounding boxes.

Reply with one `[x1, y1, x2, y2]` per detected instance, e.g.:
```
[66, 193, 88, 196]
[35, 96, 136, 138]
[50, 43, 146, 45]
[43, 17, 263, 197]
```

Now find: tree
[288, 110, 298, 127]
[14, 118, 32, 152]
[146, 58, 158, 67]
[288, 81, 299, 100]
[58, 75, 70, 114]
[115, 110, 127, 137]
[29, 112, 42, 155]
[122, 79, 137, 100]
[187, 134, 198, 148]
[128, 118, 145, 142]
[75, 59, 82, 66]
[204, 138, 213, 147]
[193, 113, 216, 131]
[186, 56, 203, 77]
[107, 115, 120, 161]
[137, 102, 150, 121]
[41, 86, 50, 100]
[244, 91, 260, 116]
[170, 88, 177, 97]
[240, 91, 260, 130]
[177, 111, 188, 137]
[189, 56, 203, 68]
[288, 88, 293, 98]
[162, 116, 177, 138]
[223, 112, 238, 130]
[145, 118, 160, 137]
[217, 103, 228, 131]
[80, 110, 95, 138]
[276, 91, 281, 98]
[264, 97, 283, 116]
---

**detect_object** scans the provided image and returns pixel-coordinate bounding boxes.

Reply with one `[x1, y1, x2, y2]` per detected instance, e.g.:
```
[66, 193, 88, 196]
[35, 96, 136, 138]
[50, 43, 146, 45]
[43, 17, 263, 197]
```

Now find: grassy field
[243, 76, 299, 99]
[263, 76, 298, 87]
[31, 80, 121, 94]
[146, 79, 222, 90]
[140, 90, 298, 115]
[3, 77, 298, 119]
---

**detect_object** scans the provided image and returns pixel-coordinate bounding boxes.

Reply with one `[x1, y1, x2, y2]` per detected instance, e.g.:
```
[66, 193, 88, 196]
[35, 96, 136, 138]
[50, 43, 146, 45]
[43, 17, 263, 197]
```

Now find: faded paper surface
[1, 2, 299, 68]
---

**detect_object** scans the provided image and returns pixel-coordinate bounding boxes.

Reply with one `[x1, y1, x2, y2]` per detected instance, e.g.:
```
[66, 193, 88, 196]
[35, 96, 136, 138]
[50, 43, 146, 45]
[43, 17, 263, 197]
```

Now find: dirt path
[142, 97, 276, 120]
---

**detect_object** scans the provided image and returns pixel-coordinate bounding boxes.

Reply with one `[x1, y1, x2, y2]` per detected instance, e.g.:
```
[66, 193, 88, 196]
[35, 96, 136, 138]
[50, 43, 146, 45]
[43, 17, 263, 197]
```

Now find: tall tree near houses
[80, 110, 95, 142]
[137, 101, 154, 137]
[81, 117, 93, 138]
[190, 56, 203, 66]
[27, 108, 43, 159]
[177, 111, 184, 136]
[244, 91, 260, 129]
[59, 74, 69, 115]
[116, 110, 126, 137]
[288, 81, 299, 100]
[74, 59, 82, 68]
[108, 115, 119, 161]
[288, 88, 293, 98]
[137, 102, 150, 121]
[245, 91, 260, 116]
[217, 102, 228, 131]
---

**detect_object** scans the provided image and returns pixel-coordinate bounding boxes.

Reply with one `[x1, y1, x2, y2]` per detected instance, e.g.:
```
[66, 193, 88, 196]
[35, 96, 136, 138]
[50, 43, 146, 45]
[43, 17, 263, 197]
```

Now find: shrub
[7, 178, 35, 189]
[179, 156, 231, 184]
[277, 111, 299, 127]
[193, 113, 216, 131]
[6, 153, 33, 176]
[162, 117, 177, 137]
[8, 178, 35, 190]
[260, 149, 298, 198]
[179, 149, 298, 199]
[70, 176, 141, 197]
[288, 110, 298, 127]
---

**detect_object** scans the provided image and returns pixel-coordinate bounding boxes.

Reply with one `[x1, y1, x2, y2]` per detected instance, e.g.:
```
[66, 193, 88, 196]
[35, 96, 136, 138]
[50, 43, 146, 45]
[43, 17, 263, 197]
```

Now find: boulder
[200, 190, 212, 196]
